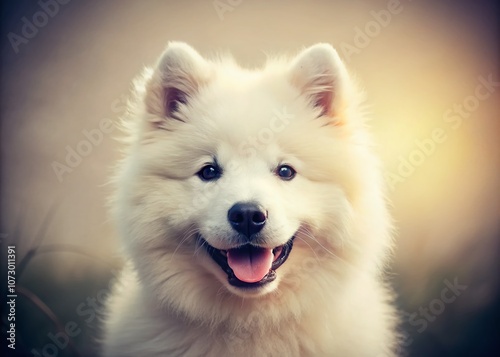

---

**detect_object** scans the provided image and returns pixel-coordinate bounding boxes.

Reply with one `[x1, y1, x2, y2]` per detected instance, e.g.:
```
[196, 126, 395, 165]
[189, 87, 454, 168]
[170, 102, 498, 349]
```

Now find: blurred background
[1, 0, 498, 356]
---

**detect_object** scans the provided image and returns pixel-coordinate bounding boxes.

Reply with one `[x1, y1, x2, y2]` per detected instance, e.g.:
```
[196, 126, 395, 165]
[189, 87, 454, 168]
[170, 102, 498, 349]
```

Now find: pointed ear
[145, 42, 211, 121]
[289, 43, 350, 119]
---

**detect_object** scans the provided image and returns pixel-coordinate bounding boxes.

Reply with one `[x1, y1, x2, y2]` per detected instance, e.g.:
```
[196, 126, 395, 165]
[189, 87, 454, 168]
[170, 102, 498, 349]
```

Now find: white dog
[102, 42, 399, 357]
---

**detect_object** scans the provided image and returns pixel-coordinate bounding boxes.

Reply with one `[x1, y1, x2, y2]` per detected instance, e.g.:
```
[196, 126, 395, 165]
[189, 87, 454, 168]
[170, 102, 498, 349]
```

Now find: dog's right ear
[288, 43, 351, 121]
[144, 42, 211, 122]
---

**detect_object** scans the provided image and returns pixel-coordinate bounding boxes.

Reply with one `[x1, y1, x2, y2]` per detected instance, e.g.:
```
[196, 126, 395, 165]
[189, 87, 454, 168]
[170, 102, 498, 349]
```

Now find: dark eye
[276, 165, 296, 181]
[197, 164, 221, 181]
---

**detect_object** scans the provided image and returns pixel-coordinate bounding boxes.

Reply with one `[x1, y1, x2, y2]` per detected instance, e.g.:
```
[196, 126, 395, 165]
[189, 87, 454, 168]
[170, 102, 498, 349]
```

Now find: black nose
[227, 202, 267, 239]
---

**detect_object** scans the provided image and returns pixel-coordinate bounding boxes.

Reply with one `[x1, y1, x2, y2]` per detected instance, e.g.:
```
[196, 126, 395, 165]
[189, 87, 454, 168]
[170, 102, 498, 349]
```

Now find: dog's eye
[276, 165, 296, 181]
[197, 164, 221, 181]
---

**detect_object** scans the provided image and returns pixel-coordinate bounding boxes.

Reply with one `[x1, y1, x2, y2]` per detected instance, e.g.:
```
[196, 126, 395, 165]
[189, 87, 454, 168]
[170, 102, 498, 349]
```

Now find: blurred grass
[2, 226, 121, 357]
[393, 259, 500, 356]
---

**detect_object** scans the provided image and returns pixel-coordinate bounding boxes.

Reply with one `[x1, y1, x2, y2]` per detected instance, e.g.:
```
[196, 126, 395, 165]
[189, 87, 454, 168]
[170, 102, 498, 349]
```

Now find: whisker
[296, 226, 372, 280]
[297, 226, 337, 259]
[172, 224, 199, 257]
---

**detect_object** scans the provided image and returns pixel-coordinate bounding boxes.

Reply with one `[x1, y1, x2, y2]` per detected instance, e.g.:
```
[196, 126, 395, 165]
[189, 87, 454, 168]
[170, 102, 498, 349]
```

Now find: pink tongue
[227, 246, 274, 283]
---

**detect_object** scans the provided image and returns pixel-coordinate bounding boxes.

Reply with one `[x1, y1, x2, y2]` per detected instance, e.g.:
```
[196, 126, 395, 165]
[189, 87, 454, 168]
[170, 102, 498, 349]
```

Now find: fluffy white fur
[102, 42, 399, 357]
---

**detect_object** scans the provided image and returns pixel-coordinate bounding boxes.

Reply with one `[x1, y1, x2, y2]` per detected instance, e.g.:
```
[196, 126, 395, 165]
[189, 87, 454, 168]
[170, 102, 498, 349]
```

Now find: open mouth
[198, 235, 295, 288]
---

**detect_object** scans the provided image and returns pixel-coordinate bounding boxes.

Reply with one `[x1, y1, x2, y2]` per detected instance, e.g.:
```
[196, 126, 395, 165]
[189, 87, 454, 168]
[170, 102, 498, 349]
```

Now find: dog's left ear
[289, 43, 350, 119]
[144, 42, 211, 122]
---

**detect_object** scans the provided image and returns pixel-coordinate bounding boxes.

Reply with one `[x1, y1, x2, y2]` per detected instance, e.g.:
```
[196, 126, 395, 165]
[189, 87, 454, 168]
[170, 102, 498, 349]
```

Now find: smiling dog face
[114, 42, 389, 312]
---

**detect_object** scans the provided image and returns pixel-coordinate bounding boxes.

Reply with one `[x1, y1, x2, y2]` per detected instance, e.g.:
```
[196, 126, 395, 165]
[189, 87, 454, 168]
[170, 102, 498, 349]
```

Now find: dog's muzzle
[198, 235, 295, 288]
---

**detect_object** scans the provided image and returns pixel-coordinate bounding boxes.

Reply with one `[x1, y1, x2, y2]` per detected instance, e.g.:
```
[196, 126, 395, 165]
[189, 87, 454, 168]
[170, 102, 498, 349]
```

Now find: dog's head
[114, 42, 390, 316]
